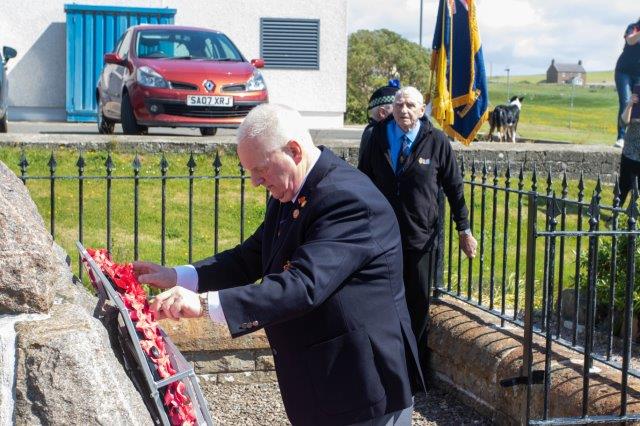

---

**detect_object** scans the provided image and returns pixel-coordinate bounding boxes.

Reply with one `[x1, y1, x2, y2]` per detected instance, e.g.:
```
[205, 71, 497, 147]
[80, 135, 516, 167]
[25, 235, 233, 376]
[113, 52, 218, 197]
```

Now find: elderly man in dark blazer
[358, 86, 477, 386]
[134, 103, 423, 425]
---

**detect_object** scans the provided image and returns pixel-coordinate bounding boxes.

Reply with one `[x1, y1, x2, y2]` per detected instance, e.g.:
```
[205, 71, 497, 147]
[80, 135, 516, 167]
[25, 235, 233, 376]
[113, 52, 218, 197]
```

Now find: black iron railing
[16, 150, 262, 280]
[11, 149, 640, 424]
[438, 157, 640, 424]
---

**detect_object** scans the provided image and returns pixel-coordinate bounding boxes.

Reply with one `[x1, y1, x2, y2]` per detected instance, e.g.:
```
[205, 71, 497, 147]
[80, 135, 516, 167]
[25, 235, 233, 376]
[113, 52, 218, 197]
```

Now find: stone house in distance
[546, 59, 587, 85]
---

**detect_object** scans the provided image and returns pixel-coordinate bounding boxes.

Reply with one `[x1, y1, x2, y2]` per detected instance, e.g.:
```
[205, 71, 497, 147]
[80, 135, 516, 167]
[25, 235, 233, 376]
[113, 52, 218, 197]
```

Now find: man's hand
[459, 233, 478, 259]
[148, 286, 202, 320]
[132, 261, 177, 289]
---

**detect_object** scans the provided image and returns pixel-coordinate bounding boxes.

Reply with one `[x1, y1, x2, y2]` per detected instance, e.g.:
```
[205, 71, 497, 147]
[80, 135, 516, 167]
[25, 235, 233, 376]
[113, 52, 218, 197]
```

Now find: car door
[104, 30, 132, 118]
[101, 32, 125, 117]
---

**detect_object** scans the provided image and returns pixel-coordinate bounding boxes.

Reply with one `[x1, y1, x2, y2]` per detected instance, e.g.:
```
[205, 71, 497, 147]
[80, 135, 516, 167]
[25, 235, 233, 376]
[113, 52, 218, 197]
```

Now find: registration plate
[186, 95, 233, 107]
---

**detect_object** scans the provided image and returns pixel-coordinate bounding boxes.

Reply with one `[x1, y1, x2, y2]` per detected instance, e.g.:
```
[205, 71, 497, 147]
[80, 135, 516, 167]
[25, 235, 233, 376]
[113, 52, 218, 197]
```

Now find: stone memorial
[0, 160, 152, 425]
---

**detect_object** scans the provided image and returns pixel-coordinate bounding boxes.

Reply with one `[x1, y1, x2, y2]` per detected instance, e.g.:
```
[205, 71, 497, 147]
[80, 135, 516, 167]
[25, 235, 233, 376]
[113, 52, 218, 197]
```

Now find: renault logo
[203, 80, 215, 92]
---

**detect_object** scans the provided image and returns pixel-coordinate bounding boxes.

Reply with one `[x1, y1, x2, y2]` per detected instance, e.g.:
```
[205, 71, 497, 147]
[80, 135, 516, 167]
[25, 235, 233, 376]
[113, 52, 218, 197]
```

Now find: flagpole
[419, 0, 424, 47]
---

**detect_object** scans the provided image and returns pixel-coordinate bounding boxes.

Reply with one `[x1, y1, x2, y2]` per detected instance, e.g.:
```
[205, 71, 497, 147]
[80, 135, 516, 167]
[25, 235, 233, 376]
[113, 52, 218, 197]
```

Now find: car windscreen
[135, 29, 244, 61]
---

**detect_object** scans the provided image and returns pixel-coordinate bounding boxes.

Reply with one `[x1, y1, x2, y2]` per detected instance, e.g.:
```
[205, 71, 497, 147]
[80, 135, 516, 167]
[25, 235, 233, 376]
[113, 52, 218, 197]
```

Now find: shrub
[579, 234, 640, 314]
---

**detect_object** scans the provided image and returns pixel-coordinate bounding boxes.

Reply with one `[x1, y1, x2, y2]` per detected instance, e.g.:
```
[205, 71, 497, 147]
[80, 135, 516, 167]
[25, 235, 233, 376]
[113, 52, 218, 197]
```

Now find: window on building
[260, 18, 320, 70]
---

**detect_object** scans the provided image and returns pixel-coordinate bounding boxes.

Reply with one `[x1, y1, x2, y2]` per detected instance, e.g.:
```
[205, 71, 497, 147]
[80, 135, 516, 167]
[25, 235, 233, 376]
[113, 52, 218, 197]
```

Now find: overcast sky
[347, 0, 636, 77]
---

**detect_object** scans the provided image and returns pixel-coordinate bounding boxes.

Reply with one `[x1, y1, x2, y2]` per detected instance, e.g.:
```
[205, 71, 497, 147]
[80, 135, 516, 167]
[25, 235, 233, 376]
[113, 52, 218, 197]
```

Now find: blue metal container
[64, 4, 176, 122]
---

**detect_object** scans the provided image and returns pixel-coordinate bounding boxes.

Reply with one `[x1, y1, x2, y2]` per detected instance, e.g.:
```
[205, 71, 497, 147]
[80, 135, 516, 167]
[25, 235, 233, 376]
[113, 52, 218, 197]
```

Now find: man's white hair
[237, 104, 314, 152]
[395, 86, 424, 106]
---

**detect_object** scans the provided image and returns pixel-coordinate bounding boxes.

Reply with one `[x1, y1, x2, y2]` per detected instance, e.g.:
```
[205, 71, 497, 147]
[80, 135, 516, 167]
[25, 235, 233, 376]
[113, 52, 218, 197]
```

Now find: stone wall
[0, 160, 153, 425]
[161, 318, 276, 385]
[160, 285, 640, 425]
[427, 296, 640, 424]
[326, 141, 622, 182]
[0, 135, 623, 181]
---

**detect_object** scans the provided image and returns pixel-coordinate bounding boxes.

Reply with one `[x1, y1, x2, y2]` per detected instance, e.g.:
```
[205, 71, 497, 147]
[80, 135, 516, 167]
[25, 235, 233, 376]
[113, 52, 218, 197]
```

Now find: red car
[97, 25, 268, 136]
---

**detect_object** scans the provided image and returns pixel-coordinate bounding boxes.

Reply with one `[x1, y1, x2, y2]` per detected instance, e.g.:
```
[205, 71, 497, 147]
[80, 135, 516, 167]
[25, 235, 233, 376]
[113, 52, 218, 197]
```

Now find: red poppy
[86, 248, 196, 426]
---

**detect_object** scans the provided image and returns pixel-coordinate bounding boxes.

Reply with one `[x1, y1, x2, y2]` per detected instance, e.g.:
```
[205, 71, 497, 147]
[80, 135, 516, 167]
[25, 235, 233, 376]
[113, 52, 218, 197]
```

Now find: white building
[0, 0, 347, 128]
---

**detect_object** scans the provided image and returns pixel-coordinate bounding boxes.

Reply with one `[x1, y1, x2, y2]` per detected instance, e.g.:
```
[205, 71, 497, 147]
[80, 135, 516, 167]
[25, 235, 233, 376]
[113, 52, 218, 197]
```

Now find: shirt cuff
[206, 291, 228, 326]
[174, 265, 198, 292]
[459, 228, 472, 236]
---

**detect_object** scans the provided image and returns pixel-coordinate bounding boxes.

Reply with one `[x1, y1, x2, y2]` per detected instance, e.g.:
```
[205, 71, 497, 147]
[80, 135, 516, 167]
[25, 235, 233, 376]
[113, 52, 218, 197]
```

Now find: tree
[346, 29, 431, 124]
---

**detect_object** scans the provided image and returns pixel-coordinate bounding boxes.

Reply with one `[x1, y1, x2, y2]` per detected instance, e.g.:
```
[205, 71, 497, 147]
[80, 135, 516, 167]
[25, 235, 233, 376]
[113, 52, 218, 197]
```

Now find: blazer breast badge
[292, 195, 308, 220]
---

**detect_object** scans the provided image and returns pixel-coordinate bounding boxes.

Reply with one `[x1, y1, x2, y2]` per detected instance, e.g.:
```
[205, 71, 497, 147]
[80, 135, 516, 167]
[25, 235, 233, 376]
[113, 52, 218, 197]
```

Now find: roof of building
[548, 60, 586, 73]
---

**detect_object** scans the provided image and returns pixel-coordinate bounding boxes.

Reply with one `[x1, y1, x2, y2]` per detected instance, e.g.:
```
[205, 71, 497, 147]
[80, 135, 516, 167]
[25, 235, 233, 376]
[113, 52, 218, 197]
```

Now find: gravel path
[204, 382, 489, 425]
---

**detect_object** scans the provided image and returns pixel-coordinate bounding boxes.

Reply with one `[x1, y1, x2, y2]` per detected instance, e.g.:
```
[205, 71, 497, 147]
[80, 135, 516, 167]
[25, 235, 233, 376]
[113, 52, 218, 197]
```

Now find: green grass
[490, 70, 614, 85]
[0, 146, 626, 313]
[482, 78, 618, 145]
[441, 171, 622, 313]
[426, 70, 618, 144]
[0, 147, 265, 275]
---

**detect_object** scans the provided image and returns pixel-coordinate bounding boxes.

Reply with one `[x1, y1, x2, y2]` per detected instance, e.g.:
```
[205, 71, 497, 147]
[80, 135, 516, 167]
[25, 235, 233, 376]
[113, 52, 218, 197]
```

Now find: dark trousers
[403, 248, 435, 382]
[615, 70, 640, 140]
[619, 154, 640, 206]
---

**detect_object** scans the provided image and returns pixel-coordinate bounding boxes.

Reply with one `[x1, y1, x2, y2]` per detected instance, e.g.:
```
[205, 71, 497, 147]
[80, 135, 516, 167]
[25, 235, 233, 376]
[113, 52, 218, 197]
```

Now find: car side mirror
[104, 52, 124, 65]
[2, 46, 17, 64]
[251, 58, 265, 69]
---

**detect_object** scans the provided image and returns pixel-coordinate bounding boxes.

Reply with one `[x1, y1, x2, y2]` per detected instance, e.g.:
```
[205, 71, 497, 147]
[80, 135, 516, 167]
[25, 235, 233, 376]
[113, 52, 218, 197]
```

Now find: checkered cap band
[369, 94, 396, 109]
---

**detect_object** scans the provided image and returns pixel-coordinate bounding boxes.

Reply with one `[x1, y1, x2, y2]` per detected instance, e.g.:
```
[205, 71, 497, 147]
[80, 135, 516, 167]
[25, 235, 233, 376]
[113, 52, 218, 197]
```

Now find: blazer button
[272, 348, 278, 355]
[241, 322, 248, 329]
[252, 320, 259, 327]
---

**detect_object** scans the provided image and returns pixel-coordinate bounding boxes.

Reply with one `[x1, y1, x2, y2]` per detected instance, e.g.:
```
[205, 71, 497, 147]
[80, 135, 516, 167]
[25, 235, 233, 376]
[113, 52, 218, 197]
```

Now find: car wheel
[121, 92, 147, 135]
[199, 127, 217, 136]
[0, 114, 6, 133]
[97, 106, 115, 135]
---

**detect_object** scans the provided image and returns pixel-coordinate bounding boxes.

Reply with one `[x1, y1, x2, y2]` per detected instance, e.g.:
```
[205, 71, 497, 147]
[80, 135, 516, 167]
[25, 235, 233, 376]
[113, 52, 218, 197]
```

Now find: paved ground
[5, 120, 366, 141]
[205, 382, 490, 425]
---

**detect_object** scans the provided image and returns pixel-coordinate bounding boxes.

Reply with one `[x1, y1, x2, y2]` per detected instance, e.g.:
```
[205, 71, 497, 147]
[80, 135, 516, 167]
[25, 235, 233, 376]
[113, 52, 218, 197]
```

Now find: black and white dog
[487, 96, 524, 143]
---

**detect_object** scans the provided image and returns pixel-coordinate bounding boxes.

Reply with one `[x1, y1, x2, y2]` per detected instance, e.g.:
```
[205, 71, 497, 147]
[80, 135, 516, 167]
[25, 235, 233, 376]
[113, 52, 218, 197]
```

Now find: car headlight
[136, 66, 170, 88]
[246, 70, 266, 91]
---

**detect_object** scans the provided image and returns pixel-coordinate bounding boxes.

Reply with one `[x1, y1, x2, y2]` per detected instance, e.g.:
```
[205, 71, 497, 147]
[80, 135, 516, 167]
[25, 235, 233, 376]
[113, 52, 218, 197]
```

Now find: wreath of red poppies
[85, 248, 197, 426]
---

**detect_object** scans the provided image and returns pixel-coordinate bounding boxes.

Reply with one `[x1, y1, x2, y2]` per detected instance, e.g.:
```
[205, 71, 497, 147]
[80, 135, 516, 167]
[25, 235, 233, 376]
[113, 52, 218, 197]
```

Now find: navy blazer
[193, 147, 422, 425]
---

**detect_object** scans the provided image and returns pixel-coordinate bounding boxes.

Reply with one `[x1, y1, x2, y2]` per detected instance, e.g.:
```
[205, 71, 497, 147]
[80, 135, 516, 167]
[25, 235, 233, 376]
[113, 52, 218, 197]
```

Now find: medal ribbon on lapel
[292, 195, 308, 220]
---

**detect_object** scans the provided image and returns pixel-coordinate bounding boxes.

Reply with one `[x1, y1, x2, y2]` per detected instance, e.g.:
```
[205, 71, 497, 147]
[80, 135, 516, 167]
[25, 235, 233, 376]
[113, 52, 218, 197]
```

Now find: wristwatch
[199, 292, 210, 319]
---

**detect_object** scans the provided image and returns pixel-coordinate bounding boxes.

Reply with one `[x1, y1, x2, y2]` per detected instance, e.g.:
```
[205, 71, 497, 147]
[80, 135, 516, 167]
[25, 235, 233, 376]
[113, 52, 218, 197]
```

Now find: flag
[431, 0, 489, 145]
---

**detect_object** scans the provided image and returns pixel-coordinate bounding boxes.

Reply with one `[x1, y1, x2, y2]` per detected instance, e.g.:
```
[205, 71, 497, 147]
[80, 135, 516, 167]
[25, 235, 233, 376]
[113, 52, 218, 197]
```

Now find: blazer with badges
[358, 115, 469, 252]
[193, 147, 422, 425]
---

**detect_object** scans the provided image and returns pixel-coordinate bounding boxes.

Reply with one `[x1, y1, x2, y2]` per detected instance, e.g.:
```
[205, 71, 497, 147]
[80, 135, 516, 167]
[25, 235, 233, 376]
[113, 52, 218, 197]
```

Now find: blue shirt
[386, 120, 421, 173]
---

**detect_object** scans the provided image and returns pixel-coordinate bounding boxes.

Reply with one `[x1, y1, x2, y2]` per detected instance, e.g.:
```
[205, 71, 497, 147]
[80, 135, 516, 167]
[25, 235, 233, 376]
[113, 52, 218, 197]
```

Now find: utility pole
[419, 0, 424, 47]
[569, 76, 578, 129]
[505, 67, 511, 100]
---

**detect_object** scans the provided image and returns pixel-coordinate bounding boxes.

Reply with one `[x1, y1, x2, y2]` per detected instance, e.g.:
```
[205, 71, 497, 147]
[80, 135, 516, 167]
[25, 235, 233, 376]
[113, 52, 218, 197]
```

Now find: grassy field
[490, 70, 614, 85]
[1, 146, 624, 312]
[441, 169, 622, 311]
[481, 72, 618, 145]
[0, 147, 266, 276]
